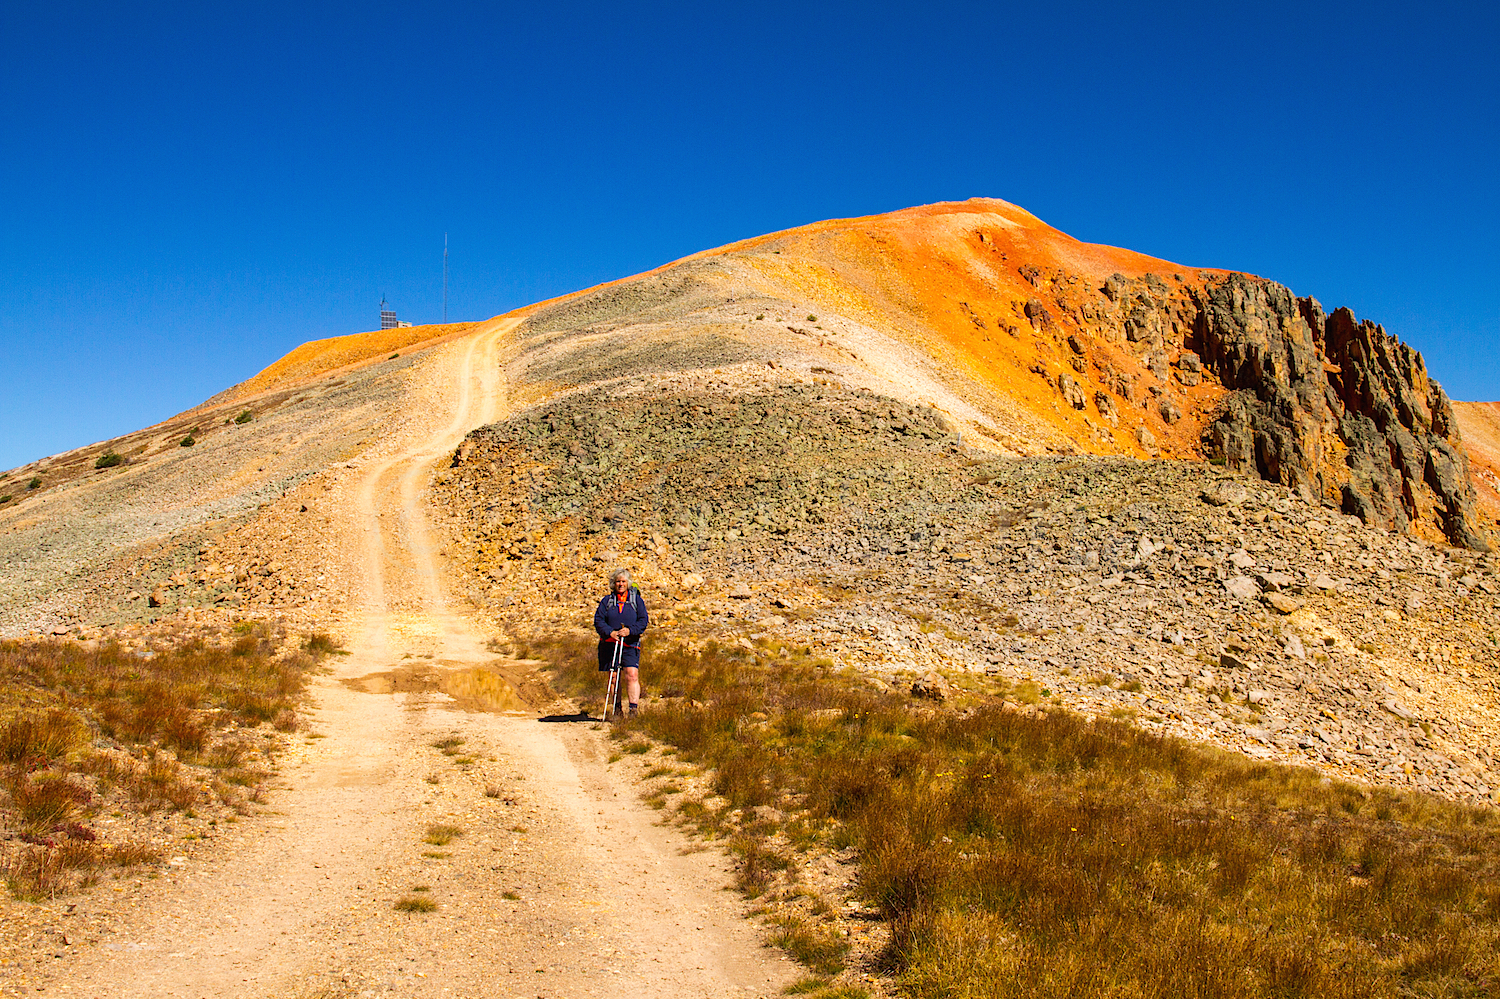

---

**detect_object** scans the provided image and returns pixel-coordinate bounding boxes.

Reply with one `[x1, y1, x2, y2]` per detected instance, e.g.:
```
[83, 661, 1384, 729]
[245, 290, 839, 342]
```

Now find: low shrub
[27, 477, 40, 490]
[0, 708, 84, 766]
[234, 410, 254, 424]
[94, 452, 123, 469]
[769, 915, 848, 976]
[10, 775, 92, 832]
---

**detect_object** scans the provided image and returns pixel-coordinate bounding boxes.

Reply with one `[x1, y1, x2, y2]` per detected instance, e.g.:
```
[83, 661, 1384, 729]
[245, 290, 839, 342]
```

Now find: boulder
[911, 671, 950, 702]
[1094, 391, 1119, 427]
[1202, 480, 1250, 506]
[1256, 571, 1297, 591]
[1224, 573, 1260, 594]
[1382, 698, 1418, 722]
[1057, 373, 1087, 411]
[1023, 299, 1055, 331]
[1262, 592, 1305, 614]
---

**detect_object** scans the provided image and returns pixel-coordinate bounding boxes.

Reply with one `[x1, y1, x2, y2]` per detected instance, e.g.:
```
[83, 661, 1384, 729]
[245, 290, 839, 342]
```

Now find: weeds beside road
[0, 625, 333, 900]
[529, 632, 1500, 999]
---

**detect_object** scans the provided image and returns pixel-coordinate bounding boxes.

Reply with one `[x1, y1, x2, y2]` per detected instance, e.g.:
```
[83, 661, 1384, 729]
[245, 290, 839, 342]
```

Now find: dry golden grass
[393, 895, 437, 913]
[0, 626, 325, 899]
[527, 632, 1500, 998]
[422, 824, 463, 846]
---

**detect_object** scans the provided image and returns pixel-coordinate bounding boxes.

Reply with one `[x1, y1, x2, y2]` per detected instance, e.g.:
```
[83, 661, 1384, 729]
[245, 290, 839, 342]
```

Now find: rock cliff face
[1079, 269, 1486, 550]
[1190, 275, 1485, 550]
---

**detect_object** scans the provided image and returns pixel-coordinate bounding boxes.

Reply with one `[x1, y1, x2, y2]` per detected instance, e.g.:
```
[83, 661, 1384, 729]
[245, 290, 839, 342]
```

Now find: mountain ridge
[3, 197, 1490, 549]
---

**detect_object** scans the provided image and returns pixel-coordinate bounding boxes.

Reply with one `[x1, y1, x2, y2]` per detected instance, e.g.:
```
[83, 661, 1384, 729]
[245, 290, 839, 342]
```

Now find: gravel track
[14, 316, 798, 998]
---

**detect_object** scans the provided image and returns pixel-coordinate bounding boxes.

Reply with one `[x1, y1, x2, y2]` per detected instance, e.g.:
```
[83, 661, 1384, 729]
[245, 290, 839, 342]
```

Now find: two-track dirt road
[42, 321, 796, 998]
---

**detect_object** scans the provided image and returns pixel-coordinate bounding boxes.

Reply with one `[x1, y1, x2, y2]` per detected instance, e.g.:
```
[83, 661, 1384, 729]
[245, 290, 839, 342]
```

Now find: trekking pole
[603, 638, 623, 721]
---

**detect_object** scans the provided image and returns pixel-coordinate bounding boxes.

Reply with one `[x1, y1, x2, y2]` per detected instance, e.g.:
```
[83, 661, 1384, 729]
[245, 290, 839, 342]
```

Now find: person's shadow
[537, 710, 598, 723]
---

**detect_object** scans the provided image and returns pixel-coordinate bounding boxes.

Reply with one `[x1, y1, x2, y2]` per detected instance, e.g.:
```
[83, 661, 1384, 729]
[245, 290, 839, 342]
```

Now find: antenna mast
[443, 233, 449, 323]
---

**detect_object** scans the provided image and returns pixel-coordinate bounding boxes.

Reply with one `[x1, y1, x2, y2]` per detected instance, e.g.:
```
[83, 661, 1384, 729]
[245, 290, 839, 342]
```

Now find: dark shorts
[597, 640, 642, 672]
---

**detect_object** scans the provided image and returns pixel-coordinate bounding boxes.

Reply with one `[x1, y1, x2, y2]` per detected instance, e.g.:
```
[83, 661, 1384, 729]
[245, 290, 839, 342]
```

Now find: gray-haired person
[593, 569, 649, 717]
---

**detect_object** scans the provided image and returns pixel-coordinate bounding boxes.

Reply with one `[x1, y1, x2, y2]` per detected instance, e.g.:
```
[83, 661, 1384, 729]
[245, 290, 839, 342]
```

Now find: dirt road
[44, 321, 797, 998]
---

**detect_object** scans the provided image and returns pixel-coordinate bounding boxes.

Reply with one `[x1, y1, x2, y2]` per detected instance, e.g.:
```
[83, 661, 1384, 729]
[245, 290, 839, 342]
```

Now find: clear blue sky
[2, 1, 1496, 470]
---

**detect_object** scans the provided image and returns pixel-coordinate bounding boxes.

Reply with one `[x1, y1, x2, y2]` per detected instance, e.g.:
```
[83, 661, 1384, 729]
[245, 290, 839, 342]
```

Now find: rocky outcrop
[1078, 268, 1487, 549]
[1189, 274, 1486, 550]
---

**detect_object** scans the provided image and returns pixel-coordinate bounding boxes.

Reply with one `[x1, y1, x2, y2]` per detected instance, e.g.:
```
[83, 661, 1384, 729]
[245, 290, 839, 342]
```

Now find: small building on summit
[380, 297, 413, 330]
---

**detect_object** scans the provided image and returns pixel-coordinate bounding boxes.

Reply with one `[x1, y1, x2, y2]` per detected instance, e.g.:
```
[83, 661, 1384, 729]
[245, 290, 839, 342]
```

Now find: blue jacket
[595, 587, 649, 666]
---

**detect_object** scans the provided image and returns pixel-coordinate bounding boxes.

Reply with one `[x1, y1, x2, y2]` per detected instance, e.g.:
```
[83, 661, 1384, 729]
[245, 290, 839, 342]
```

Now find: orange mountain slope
[211, 321, 481, 405]
[212, 200, 1231, 461]
[698, 198, 1234, 458]
[1453, 402, 1500, 529]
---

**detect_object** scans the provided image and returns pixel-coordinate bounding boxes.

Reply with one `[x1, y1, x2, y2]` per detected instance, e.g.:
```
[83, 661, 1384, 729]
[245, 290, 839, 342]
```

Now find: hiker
[595, 568, 649, 717]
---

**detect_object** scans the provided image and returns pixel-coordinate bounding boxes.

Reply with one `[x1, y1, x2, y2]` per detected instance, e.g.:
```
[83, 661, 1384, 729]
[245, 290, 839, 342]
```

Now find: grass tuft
[770, 915, 848, 976]
[303, 633, 344, 655]
[394, 895, 437, 912]
[423, 823, 463, 846]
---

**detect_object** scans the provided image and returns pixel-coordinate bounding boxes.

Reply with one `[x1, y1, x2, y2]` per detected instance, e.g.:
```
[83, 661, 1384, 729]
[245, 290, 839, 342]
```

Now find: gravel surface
[436, 375, 1500, 807]
[0, 355, 426, 638]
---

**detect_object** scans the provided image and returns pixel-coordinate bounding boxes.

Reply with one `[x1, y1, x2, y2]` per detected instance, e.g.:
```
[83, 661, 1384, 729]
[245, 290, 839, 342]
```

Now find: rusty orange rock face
[703, 198, 1233, 460]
